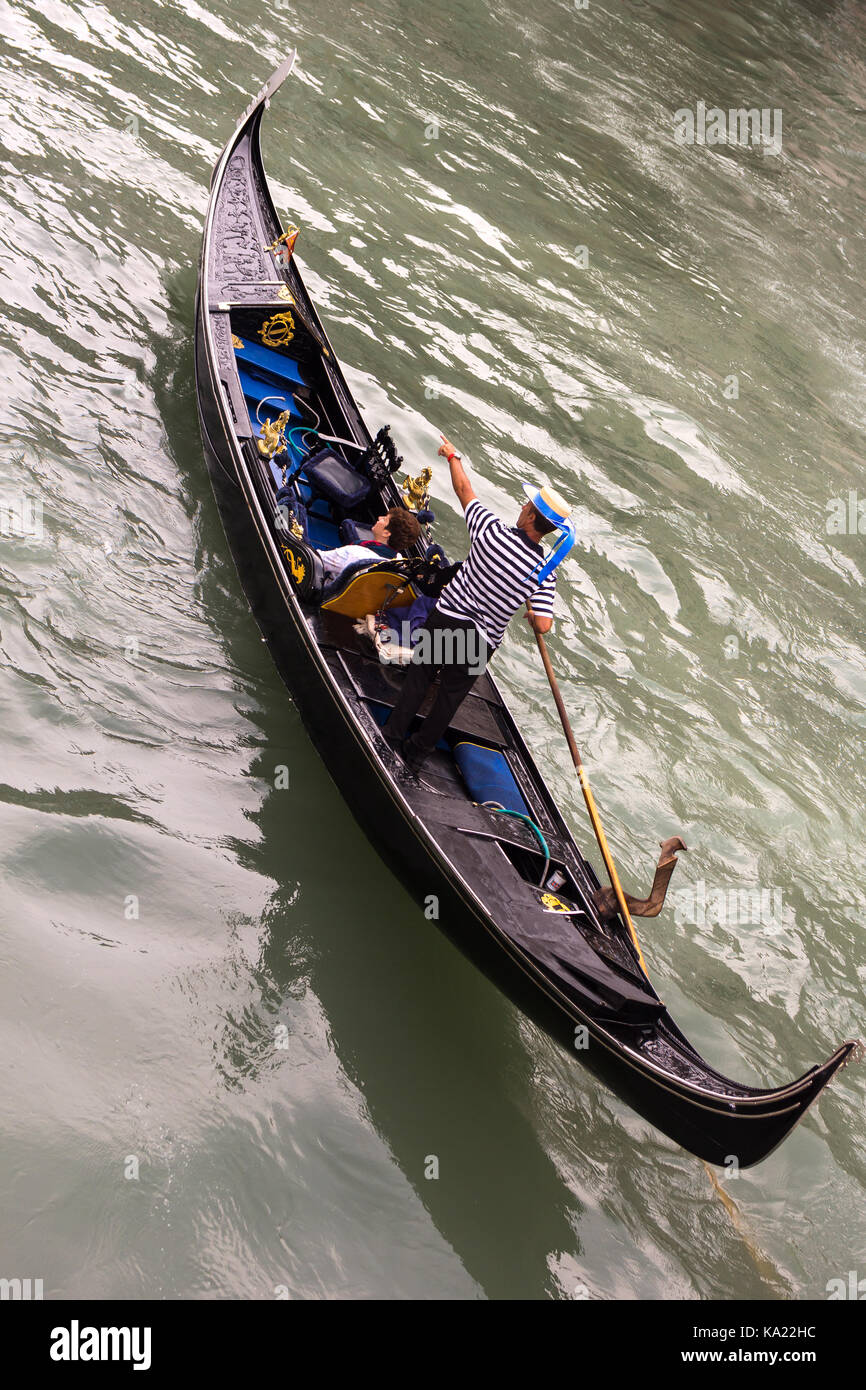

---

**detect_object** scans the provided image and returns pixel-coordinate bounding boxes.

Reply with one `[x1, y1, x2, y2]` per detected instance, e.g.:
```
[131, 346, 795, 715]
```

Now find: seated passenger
[320, 508, 422, 583]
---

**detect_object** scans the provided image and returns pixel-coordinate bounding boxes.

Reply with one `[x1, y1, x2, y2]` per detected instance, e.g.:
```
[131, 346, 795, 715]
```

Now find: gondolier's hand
[525, 610, 553, 635]
[438, 435, 460, 463]
[439, 434, 476, 508]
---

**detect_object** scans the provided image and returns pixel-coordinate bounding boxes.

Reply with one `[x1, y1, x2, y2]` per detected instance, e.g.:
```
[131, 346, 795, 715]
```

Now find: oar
[526, 600, 650, 980]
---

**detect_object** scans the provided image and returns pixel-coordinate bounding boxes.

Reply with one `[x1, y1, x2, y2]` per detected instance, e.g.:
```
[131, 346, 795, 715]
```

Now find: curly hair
[385, 507, 422, 552]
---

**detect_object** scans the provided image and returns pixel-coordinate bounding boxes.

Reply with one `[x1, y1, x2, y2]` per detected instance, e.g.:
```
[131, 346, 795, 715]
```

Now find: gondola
[194, 54, 858, 1168]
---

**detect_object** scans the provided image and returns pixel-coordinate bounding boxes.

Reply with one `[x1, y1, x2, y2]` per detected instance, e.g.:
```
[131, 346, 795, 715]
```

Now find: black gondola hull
[193, 58, 859, 1169]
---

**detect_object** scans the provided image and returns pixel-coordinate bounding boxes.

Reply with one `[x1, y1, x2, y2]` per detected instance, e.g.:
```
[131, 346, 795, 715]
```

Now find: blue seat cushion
[306, 515, 342, 548]
[452, 740, 530, 815]
[304, 447, 370, 509]
[234, 336, 307, 388]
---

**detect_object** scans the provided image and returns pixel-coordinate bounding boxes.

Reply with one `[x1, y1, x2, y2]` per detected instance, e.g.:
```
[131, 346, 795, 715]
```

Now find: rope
[255, 394, 288, 423]
[292, 393, 320, 432]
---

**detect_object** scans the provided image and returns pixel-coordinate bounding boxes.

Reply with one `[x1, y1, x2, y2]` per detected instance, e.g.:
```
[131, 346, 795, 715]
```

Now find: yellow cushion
[320, 566, 418, 618]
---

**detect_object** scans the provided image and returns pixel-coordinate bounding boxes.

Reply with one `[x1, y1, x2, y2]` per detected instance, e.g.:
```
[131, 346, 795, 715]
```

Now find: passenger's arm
[439, 435, 476, 510]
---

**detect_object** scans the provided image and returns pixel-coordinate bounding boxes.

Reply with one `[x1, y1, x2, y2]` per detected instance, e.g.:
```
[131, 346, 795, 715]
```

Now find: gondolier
[383, 435, 574, 772]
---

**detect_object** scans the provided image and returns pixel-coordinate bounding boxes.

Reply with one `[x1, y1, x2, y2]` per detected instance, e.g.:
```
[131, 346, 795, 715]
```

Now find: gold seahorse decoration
[402, 466, 432, 512]
[281, 543, 306, 586]
[257, 409, 290, 458]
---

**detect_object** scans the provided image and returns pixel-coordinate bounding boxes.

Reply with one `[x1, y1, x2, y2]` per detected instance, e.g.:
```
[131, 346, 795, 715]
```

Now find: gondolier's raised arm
[438, 434, 476, 509]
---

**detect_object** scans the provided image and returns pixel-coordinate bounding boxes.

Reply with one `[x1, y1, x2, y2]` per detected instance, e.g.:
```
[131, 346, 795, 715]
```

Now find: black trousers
[383, 609, 494, 759]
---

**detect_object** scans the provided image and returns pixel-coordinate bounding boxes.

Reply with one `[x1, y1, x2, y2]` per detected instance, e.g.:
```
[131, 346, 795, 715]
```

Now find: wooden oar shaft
[527, 603, 650, 979]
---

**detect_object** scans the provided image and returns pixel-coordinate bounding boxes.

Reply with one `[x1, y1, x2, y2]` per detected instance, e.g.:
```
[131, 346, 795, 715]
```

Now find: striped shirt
[437, 498, 556, 649]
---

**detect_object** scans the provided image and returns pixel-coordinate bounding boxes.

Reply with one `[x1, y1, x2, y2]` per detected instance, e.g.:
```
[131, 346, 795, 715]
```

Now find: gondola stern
[730, 1038, 861, 1170]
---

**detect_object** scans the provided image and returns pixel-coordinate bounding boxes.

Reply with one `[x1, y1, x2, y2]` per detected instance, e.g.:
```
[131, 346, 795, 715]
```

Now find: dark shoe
[400, 737, 429, 774]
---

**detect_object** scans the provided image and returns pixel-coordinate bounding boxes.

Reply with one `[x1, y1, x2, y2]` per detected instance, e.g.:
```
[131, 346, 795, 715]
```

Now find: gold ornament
[276, 502, 304, 539]
[260, 311, 295, 347]
[281, 544, 306, 586]
[264, 224, 300, 260]
[402, 466, 432, 511]
[256, 410, 290, 458]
